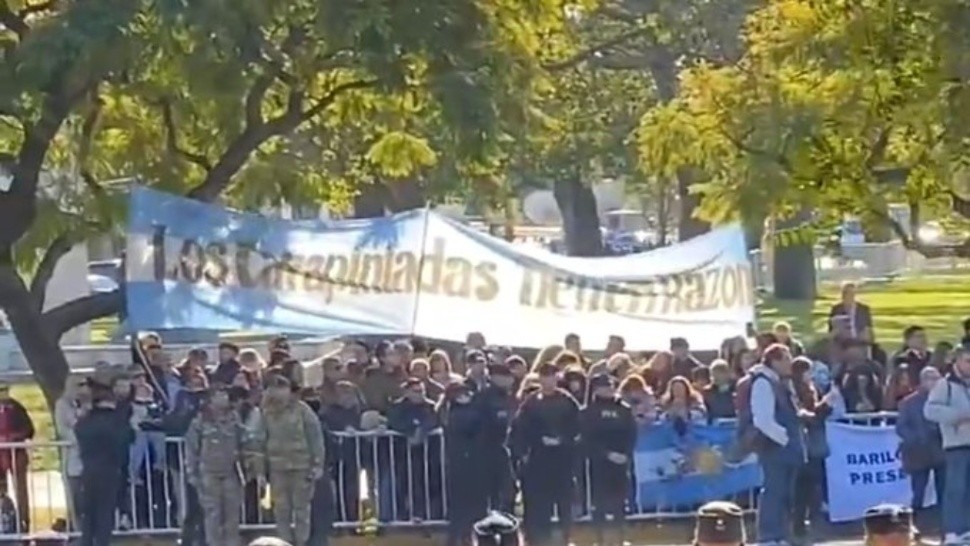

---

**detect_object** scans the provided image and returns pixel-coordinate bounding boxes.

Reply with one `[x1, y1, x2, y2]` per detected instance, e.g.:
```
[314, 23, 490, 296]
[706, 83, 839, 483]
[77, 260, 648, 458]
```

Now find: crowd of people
[0, 281, 959, 545]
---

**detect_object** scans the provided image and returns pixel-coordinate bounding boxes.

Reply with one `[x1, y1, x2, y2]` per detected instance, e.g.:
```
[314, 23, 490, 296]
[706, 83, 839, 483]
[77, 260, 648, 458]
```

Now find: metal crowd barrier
[0, 412, 899, 538]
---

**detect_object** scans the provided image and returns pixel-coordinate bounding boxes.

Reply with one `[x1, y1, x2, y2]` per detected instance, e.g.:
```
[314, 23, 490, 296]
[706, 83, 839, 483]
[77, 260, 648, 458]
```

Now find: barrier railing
[0, 411, 899, 538]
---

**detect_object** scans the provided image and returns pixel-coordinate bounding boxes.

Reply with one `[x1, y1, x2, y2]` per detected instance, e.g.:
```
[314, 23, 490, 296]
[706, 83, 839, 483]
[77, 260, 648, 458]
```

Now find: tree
[637, 0, 970, 298]
[0, 0, 577, 404]
[513, 64, 654, 256]
[558, 0, 755, 241]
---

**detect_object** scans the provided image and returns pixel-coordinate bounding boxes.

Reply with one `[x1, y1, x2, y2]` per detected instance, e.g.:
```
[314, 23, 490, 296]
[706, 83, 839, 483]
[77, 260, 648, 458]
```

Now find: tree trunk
[385, 178, 425, 212]
[352, 183, 389, 218]
[772, 213, 818, 300]
[656, 178, 669, 246]
[646, 51, 712, 243]
[553, 177, 603, 256]
[677, 170, 710, 241]
[0, 265, 68, 407]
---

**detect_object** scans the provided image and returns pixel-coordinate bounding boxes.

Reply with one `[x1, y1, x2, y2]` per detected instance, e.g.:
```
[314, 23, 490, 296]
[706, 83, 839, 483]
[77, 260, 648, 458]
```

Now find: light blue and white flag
[633, 421, 761, 508]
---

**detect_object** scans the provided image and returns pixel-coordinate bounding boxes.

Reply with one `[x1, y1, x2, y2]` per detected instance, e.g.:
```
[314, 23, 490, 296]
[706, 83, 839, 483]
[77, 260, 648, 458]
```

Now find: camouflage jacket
[184, 412, 246, 483]
[252, 400, 325, 473]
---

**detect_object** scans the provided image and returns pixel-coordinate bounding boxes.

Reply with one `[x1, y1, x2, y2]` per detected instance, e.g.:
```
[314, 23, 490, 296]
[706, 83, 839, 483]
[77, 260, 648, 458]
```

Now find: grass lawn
[757, 275, 970, 348]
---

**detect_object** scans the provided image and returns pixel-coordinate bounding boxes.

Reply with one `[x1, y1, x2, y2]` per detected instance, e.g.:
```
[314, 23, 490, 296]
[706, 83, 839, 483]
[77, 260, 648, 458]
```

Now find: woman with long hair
[643, 350, 674, 394]
[660, 376, 706, 426]
[882, 364, 916, 411]
[429, 349, 462, 386]
[607, 353, 634, 381]
[618, 375, 656, 426]
[531, 344, 565, 373]
[841, 369, 882, 413]
[238, 348, 266, 372]
[719, 336, 749, 372]
[790, 357, 834, 541]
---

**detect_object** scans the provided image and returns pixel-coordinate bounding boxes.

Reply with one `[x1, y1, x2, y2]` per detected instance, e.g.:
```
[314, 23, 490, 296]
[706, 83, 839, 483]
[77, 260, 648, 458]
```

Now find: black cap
[588, 373, 615, 390]
[863, 504, 914, 537]
[694, 501, 744, 544]
[465, 349, 487, 365]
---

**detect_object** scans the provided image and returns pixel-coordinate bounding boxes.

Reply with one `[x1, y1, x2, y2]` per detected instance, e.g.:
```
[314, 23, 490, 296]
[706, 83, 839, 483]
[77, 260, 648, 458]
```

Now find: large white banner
[126, 188, 755, 350]
[825, 422, 935, 522]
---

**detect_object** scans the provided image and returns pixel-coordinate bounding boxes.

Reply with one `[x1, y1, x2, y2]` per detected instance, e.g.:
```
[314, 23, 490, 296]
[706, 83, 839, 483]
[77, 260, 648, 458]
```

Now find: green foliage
[0, 0, 589, 268]
[636, 0, 970, 241]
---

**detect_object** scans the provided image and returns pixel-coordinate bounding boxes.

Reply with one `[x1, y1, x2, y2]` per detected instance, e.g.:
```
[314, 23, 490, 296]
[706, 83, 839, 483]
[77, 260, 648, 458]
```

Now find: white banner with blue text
[125, 188, 755, 349]
[825, 422, 936, 522]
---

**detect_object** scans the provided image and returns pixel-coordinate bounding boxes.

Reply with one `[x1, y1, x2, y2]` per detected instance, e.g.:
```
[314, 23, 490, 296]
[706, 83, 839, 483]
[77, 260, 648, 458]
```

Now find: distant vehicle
[87, 274, 119, 294]
[839, 218, 866, 247]
[88, 259, 122, 281]
[603, 209, 655, 255]
[87, 259, 122, 294]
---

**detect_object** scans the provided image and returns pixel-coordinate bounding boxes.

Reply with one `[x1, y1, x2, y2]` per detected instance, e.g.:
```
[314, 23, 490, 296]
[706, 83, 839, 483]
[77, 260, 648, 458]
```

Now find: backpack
[729, 373, 772, 461]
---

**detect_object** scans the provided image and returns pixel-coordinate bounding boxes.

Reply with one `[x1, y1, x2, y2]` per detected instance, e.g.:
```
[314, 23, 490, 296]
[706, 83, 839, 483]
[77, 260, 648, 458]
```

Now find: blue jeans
[757, 454, 799, 543]
[910, 465, 945, 511]
[942, 449, 970, 535]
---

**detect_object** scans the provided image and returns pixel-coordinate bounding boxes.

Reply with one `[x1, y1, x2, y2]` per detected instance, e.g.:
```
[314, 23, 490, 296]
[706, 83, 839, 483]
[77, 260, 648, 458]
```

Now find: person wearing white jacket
[923, 347, 970, 546]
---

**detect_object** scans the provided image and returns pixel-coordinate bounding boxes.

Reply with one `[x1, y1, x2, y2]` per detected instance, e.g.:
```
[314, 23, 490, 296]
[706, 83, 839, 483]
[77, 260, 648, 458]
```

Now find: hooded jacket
[923, 371, 970, 449]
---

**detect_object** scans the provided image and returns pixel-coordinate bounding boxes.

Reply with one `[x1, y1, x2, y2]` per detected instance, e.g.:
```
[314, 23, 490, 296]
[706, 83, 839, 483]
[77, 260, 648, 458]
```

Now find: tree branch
[78, 86, 104, 184]
[865, 127, 890, 169]
[870, 200, 970, 259]
[158, 98, 213, 171]
[0, 3, 29, 39]
[721, 129, 795, 174]
[284, 78, 377, 127]
[29, 233, 76, 312]
[543, 27, 651, 72]
[186, 78, 377, 203]
[42, 289, 122, 338]
[245, 28, 306, 128]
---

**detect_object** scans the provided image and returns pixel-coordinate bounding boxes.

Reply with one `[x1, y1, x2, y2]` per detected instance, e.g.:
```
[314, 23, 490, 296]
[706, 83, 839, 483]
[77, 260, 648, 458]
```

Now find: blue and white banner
[824, 422, 934, 522]
[633, 421, 761, 507]
[125, 188, 755, 349]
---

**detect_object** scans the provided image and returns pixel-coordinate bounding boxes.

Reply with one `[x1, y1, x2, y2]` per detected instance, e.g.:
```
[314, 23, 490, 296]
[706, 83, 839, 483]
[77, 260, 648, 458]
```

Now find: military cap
[694, 501, 745, 544]
[863, 504, 915, 537]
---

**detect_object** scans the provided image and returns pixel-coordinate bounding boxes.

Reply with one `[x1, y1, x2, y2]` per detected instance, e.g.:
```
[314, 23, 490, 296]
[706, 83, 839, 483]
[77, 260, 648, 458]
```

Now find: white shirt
[750, 366, 790, 446]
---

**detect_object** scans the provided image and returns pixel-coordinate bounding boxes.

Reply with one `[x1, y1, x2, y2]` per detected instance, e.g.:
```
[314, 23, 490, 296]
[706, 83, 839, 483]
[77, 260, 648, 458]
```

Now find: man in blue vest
[748, 343, 806, 546]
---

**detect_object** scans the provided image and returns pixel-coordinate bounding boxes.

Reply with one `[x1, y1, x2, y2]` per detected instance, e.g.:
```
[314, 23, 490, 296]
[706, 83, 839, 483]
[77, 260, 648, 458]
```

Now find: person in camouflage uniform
[185, 387, 248, 546]
[252, 375, 325, 546]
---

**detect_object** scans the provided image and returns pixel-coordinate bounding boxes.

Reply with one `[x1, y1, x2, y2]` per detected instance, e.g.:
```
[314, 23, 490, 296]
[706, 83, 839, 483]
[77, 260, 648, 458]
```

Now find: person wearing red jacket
[0, 380, 35, 532]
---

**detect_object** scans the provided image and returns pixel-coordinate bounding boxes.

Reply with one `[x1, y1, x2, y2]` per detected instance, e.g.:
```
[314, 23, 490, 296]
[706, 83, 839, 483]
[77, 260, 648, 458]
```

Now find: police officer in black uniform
[510, 361, 580, 546]
[581, 373, 637, 546]
[441, 382, 486, 546]
[75, 376, 134, 546]
[863, 504, 919, 546]
[693, 501, 745, 546]
[478, 361, 517, 512]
